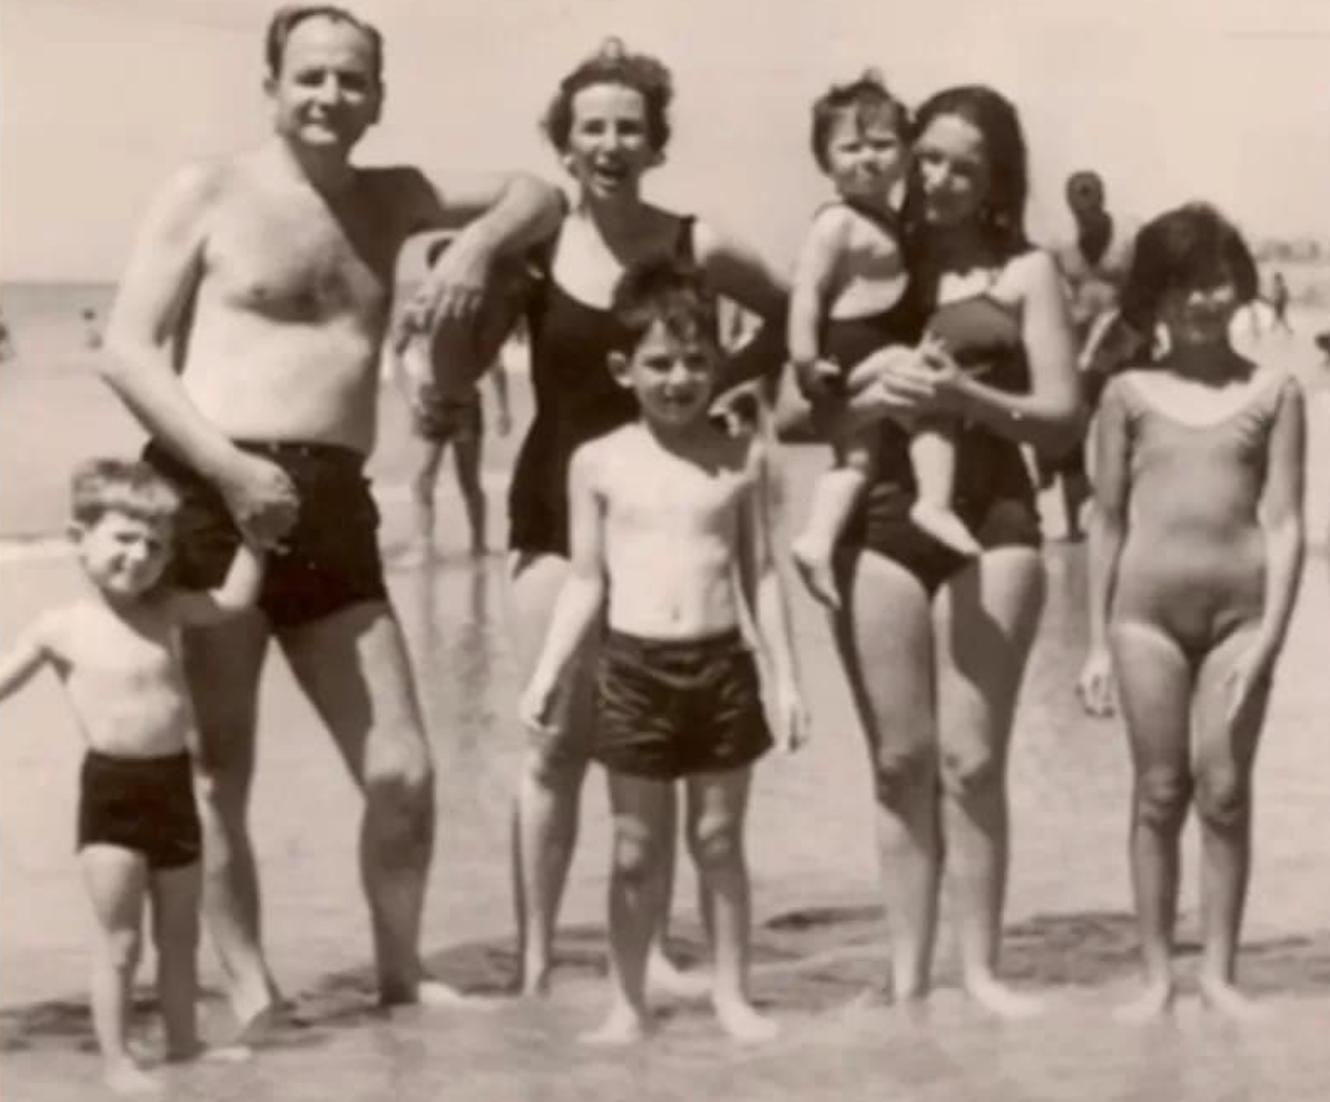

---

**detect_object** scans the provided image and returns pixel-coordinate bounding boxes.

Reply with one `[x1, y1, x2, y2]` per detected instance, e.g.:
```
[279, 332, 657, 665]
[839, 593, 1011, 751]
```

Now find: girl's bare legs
[1192, 626, 1270, 1020]
[933, 548, 1044, 1018]
[1109, 620, 1194, 1020]
[909, 423, 981, 557]
[582, 774, 674, 1044]
[685, 767, 776, 1041]
[80, 845, 157, 1095]
[832, 551, 942, 1004]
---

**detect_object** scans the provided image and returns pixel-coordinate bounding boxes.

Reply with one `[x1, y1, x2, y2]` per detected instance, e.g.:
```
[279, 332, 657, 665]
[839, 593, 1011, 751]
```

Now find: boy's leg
[909, 422, 981, 556]
[149, 862, 201, 1059]
[685, 767, 777, 1042]
[645, 789, 712, 998]
[405, 438, 445, 565]
[1107, 620, 1194, 1020]
[80, 845, 155, 1091]
[1191, 626, 1270, 1019]
[451, 428, 487, 555]
[583, 771, 675, 1045]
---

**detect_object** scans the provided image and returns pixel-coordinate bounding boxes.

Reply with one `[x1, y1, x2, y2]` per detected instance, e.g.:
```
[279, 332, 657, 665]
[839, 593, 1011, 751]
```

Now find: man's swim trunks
[144, 440, 388, 629]
[593, 629, 773, 780]
[77, 750, 201, 869]
[412, 385, 483, 444]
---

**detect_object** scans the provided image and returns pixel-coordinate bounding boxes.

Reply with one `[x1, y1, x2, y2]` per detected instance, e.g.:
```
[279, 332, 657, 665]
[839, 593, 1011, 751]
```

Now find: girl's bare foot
[790, 537, 840, 609]
[579, 1005, 651, 1046]
[713, 994, 780, 1044]
[1199, 977, 1269, 1022]
[1113, 982, 1175, 1024]
[909, 502, 981, 557]
[964, 974, 1045, 1019]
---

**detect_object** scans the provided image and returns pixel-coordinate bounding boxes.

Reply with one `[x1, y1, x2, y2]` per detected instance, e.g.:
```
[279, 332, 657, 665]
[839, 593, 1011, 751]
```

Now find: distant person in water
[1269, 271, 1293, 334]
[83, 308, 104, 351]
[101, 4, 563, 1031]
[0, 306, 14, 362]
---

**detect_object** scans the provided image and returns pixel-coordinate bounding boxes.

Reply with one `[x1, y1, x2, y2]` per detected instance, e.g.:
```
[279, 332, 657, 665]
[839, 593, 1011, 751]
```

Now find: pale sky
[2, 0, 1328, 280]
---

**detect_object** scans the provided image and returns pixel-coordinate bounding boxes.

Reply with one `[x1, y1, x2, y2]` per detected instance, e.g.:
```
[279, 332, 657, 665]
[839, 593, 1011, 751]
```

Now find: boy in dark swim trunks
[789, 71, 971, 610]
[0, 460, 262, 1094]
[519, 260, 806, 1044]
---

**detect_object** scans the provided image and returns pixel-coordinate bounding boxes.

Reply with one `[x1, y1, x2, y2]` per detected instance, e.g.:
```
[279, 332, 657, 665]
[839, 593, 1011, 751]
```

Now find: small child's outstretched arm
[788, 208, 847, 400]
[739, 443, 807, 752]
[168, 540, 266, 626]
[518, 446, 607, 733]
[1228, 376, 1306, 721]
[0, 616, 54, 703]
[1077, 378, 1132, 717]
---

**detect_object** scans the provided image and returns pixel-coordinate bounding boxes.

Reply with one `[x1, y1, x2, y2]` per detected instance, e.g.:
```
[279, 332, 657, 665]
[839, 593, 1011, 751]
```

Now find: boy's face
[612, 320, 721, 429]
[74, 511, 173, 599]
[825, 108, 908, 203]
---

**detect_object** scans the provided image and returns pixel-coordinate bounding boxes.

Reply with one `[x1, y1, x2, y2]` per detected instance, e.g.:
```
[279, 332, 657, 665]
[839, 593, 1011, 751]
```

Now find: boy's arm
[168, 541, 266, 626]
[0, 616, 54, 702]
[1251, 377, 1306, 666]
[520, 447, 608, 727]
[788, 209, 846, 397]
[738, 443, 806, 749]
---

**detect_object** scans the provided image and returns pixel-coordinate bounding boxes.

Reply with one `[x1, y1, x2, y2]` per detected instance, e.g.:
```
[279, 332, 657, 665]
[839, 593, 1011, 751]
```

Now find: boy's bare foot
[104, 1059, 162, 1096]
[713, 994, 780, 1044]
[414, 979, 503, 1011]
[909, 502, 981, 557]
[1113, 982, 1175, 1024]
[964, 975, 1045, 1019]
[791, 537, 840, 609]
[579, 1005, 652, 1046]
[646, 950, 711, 999]
[1199, 977, 1269, 1022]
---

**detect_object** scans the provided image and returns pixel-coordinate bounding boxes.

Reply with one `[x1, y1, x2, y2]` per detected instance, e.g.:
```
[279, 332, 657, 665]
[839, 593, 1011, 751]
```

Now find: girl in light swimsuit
[1077, 203, 1305, 1021]
[500, 39, 788, 997]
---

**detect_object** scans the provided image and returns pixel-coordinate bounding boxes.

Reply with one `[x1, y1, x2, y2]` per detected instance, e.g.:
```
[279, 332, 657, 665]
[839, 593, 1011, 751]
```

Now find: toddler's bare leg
[403, 439, 445, 566]
[909, 422, 980, 556]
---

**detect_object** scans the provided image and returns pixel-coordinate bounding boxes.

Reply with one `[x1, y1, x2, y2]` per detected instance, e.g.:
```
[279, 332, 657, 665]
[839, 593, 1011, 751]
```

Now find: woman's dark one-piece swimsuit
[509, 215, 695, 556]
[841, 291, 1042, 595]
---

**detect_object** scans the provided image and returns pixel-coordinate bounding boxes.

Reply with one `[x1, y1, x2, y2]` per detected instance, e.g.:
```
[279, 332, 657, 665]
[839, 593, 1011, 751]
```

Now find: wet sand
[5, 329, 1330, 1099]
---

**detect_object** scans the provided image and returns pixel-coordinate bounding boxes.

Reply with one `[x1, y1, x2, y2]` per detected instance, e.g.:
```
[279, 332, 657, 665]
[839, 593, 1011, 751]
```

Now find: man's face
[1066, 174, 1105, 220]
[266, 16, 382, 153]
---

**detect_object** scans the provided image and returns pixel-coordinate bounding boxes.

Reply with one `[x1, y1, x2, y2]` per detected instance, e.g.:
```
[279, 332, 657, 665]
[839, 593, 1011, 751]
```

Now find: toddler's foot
[910, 502, 981, 557]
[964, 974, 1045, 1019]
[104, 1059, 162, 1097]
[397, 542, 434, 568]
[1113, 982, 1175, 1024]
[579, 1004, 651, 1046]
[713, 994, 780, 1044]
[647, 950, 712, 999]
[1199, 977, 1269, 1022]
[791, 536, 840, 610]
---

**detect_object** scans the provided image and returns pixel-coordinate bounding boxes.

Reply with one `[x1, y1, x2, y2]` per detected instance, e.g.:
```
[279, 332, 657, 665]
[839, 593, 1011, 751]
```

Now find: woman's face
[913, 112, 992, 230]
[1157, 277, 1241, 351]
[563, 82, 656, 199]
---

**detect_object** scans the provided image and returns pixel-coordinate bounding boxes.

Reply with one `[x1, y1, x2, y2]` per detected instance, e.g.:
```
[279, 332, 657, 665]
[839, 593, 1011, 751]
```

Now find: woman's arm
[1252, 376, 1307, 665]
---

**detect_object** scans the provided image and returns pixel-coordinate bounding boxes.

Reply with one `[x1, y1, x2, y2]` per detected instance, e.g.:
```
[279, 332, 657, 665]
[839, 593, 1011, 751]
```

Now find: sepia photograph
[2, 1, 1328, 1097]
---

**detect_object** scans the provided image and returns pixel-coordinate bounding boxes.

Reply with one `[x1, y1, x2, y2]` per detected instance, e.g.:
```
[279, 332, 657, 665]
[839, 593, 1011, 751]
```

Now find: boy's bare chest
[59, 608, 179, 686]
[608, 459, 750, 530]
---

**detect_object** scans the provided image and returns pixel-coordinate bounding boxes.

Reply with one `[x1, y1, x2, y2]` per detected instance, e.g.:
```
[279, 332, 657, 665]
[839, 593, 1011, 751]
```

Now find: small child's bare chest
[603, 441, 752, 537]
[53, 603, 181, 692]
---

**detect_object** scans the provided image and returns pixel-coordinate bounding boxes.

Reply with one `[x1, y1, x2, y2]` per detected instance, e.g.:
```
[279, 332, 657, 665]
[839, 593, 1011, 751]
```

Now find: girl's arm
[0, 616, 54, 702]
[944, 250, 1084, 453]
[1252, 376, 1307, 665]
[169, 542, 266, 626]
[520, 446, 608, 728]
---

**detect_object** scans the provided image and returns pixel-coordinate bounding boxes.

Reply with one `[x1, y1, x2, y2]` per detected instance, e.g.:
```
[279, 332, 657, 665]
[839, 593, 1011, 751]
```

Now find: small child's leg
[685, 767, 777, 1043]
[452, 430, 488, 556]
[80, 845, 158, 1094]
[403, 439, 445, 566]
[582, 772, 674, 1045]
[792, 468, 866, 609]
[1192, 628, 1271, 1021]
[1109, 622, 1194, 1022]
[908, 420, 980, 556]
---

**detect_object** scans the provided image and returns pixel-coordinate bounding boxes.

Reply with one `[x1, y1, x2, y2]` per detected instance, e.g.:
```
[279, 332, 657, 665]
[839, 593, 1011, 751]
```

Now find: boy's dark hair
[543, 38, 673, 155]
[810, 69, 909, 173]
[70, 459, 180, 528]
[611, 259, 720, 348]
[1120, 202, 1258, 330]
[265, 4, 384, 86]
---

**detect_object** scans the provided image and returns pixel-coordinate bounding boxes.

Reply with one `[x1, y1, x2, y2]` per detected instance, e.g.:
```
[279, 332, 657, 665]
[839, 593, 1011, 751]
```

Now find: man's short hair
[265, 4, 384, 85]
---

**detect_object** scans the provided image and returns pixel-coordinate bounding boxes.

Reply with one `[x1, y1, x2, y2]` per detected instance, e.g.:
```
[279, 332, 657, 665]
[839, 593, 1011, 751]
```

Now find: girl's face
[563, 82, 656, 199]
[824, 108, 909, 204]
[913, 112, 992, 229]
[1157, 277, 1241, 350]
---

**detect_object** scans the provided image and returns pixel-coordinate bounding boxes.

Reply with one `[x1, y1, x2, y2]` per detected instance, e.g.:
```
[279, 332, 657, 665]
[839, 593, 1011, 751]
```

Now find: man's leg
[278, 601, 440, 1004]
[182, 613, 274, 1031]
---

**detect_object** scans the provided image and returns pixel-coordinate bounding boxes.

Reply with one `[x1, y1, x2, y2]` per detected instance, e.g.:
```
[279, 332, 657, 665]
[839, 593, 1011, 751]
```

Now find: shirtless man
[102, 5, 563, 1028]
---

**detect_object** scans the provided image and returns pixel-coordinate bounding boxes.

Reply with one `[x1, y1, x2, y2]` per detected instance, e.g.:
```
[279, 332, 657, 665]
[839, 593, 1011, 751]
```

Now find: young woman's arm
[1251, 376, 1307, 665]
[1077, 377, 1132, 716]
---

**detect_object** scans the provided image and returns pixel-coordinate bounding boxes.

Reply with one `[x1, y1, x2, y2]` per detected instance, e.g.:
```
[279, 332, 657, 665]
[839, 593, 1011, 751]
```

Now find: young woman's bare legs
[933, 548, 1045, 1017]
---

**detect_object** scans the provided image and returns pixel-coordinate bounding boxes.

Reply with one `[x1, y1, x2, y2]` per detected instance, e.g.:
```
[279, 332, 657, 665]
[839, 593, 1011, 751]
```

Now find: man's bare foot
[1199, 977, 1269, 1022]
[518, 957, 553, 999]
[414, 979, 503, 1011]
[646, 951, 711, 999]
[791, 537, 840, 609]
[964, 975, 1045, 1019]
[1113, 982, 1175, 1024]
[104, 1059, 162, 1096]
[910, 502, 981, 557]
[713, 995, 780, 1043]
[579, 1005, 651, 1046]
